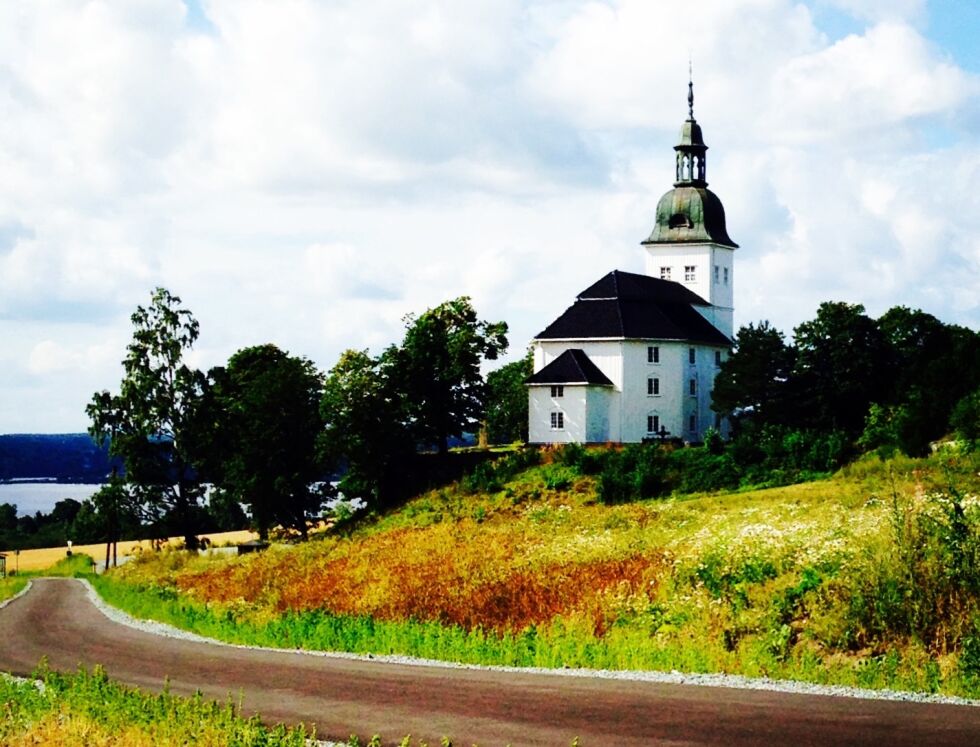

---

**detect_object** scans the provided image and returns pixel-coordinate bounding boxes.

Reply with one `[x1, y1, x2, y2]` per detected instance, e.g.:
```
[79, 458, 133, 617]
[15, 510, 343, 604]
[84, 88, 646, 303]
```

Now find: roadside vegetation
[0, 576, 27, 603]
[0, 665, 311, 746]
[1, 555, 93, 602]
[96, 446, 980, 698]
[1, 665, 555, 746]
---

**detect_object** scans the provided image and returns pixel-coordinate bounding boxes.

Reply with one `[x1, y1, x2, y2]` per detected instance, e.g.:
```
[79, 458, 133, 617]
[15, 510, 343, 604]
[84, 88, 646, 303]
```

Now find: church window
[724, 267, 729, 285]
[689, 347, 696, 365]
[551, 412, 564, 430]
[550, 385, 564, 398]
[660, 266, 671, 280]
[689, 414, 697, 432]
[715, 350, 722, 367]
[647, 345, 659, 363]
[647, 414, 660, 434]
[714, 265, 720, 283]
[689, 378, 697, 396]
[684, 266, 696, 282]
[648, 377, 660, 396]
[669, 213, 693, 229]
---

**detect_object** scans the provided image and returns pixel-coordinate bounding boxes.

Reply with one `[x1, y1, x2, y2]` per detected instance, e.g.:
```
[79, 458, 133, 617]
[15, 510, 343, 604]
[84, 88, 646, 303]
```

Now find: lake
[0, 482, 105, 517]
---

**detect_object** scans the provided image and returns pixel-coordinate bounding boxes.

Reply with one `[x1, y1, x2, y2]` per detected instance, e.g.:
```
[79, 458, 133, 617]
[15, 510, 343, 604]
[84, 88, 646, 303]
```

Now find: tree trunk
[175, 483, 198, 551]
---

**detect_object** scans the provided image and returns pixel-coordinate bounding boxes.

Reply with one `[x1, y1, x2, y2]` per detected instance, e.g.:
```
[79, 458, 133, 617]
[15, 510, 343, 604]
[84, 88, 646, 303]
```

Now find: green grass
[0, 554, 91, 602]
[0, 665, 311, 746]
[0, 665, 560, 746]
[0, 575, 28, 602]
[93, 449, 980, 699]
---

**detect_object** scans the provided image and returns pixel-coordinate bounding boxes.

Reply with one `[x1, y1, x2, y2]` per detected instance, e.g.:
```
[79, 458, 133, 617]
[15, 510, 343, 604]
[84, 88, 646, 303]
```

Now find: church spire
[688, 60, 694, 119]
[674, 73, 707, 187]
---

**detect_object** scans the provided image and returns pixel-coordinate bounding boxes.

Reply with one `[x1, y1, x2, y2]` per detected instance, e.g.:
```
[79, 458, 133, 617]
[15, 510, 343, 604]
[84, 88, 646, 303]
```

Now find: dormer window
[669, 213, 693, 229]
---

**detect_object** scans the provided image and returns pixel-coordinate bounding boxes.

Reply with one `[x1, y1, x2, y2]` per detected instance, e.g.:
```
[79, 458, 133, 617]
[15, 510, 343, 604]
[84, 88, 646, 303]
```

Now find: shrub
[951, 388, 980, 450]
[669, 449, 740, 493]
[841, 484, 980, 650]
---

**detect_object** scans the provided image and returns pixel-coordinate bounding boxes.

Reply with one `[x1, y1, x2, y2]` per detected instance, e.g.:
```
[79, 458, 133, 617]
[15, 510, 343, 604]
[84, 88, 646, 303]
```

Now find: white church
[528, 83, 736, 444]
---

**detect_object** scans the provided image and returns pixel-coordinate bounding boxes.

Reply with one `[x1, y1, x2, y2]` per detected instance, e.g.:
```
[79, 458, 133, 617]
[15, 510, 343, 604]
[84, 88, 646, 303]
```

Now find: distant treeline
[0, 434, 119, 483]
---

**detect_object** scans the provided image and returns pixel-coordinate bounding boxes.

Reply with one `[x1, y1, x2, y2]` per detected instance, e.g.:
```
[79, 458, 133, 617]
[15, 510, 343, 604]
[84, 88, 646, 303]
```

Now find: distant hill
[0, 434, 117, 483]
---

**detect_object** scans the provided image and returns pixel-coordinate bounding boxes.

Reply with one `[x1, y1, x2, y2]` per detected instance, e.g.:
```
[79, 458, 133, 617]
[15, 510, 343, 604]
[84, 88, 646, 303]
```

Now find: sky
[1, 0, 978, 434]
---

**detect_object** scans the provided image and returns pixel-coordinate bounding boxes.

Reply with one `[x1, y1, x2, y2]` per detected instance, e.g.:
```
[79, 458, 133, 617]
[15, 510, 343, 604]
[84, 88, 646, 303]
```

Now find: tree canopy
[485, 351, 532, 444]
[714, 302, 980, 456]
[712, 321, 795, 426]
[86, 287, 207, 548]
[391, 297, 508, 455]
[204, 344, 327, 539]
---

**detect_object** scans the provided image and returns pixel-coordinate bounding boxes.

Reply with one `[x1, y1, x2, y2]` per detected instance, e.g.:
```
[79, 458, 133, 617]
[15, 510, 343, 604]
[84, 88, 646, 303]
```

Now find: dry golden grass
[5, 711, 160, 747]
[3, 529, 257, 572]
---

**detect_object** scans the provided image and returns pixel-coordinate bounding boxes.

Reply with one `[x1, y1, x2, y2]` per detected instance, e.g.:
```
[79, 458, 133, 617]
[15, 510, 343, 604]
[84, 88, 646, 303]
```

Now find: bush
[669, 449, 740, 493]
[842, 484, 980, 650]
[951, 388, 980, 450]
[460, 448, 541, 494]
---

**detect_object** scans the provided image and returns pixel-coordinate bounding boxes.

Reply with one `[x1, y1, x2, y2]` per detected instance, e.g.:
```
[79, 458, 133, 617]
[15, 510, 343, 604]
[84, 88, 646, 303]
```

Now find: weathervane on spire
[688, 58, 695, 120]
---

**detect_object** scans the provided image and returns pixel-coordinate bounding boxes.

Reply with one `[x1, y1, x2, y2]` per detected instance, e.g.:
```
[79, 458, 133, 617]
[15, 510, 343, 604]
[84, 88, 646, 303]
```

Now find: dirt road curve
[1, 580, 979, 746]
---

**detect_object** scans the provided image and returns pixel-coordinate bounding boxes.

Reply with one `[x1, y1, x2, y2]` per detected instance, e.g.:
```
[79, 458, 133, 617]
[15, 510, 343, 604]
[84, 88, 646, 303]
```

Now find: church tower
[642, 77, 737, 339]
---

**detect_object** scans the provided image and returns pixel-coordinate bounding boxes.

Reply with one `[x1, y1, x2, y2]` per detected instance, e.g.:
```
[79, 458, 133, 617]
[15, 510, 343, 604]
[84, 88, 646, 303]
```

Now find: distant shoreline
[1, 478, 105, 485]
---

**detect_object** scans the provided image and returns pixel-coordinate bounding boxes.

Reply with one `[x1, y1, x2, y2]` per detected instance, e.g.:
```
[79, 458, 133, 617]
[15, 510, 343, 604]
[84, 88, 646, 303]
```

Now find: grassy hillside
[101, 447, 980, 697]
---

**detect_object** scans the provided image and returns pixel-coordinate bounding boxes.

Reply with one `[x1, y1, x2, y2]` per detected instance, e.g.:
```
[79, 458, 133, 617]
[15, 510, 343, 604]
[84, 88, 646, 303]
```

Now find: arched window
[669, 213, 693, 229]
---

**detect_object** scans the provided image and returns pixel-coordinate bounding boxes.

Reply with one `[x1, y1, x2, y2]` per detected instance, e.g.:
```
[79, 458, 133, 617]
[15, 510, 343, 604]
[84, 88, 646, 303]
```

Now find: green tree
[86, 287, 207, 549]
[85, 475, 133, 567]
[320, 349, 413, 509]
[791, 302, 889, 438]
[951, 388, 980, 450]
[391, 297, 508, 455]
[485, 351, 532, 444]
[205, 344, 327, 540]
[0, 503, 18, 532]
[206, 488, 249, 532]
[711, 321, 795, 429]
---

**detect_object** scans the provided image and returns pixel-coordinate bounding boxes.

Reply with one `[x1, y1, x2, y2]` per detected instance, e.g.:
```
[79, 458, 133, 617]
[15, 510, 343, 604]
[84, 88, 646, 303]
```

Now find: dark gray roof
[534, 270, 731, 345]
[526, 349, 613, 386]
[642, 186, 738, 248]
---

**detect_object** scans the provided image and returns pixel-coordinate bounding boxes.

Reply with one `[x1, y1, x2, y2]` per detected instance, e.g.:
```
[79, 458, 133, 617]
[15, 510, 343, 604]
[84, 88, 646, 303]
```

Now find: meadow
[0, 528, 258, 573]
[97, 446, 980, 698]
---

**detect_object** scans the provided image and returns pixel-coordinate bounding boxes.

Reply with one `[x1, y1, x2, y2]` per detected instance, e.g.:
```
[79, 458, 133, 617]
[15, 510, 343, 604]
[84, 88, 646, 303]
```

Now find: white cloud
[0, 0, 978, 432]
[768, 22, 974, 144]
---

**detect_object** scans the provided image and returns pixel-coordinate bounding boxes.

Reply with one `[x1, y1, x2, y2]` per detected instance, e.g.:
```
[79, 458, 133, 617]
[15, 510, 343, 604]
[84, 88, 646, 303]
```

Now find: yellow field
[1, 529, 258, 573]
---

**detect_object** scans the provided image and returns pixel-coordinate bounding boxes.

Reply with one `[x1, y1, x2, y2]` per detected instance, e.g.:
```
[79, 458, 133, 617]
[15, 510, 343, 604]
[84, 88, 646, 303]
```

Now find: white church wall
[619, 341, 683, 442]
[617, 341, 730, 443]
[643, 244, 713, 302]
[529, 339, 730, 445]
[535, 341, 625, 388]
[533, 340, 625, 440]
[643, 243, 735, 339]
[528, 385, 587, 444]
